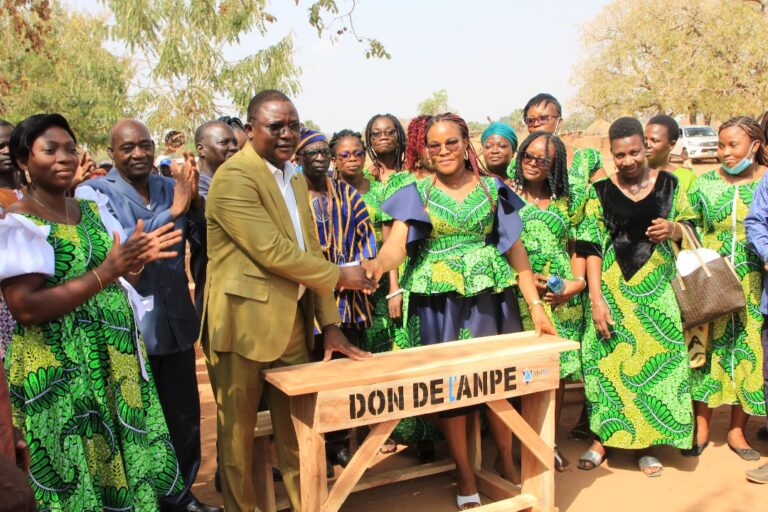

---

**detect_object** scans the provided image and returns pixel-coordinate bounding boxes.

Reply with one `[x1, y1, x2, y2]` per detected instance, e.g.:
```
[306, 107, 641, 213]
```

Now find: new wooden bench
[263, 331, 577, 512]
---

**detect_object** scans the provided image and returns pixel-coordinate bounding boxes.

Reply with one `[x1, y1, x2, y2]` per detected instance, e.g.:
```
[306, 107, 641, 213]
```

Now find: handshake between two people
[336, 258, 386, 294]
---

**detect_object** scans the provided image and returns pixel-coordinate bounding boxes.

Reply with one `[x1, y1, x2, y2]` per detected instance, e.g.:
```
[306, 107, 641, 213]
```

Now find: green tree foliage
[417, 89, 450, 116]
[303, 119, 321, 131]
[0, 1, 130, 149]
[573, 0, 768, 123]
[104, 0, 388, 136]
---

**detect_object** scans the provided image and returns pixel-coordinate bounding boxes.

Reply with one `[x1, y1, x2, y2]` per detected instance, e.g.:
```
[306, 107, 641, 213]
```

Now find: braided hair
[364, 113, 406, 178]
[512, 131, 569, 200]
[720, 116, 768, 166]
[424, 112, 496, 212]
[329, 129, 365, 179]
[404, 115, 431, 171]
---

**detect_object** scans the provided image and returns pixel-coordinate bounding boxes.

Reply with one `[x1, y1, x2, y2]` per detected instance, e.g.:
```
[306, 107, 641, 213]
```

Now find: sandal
[456, 493, 481, 510]
[577, 449, 605, 471]
[638, 455, 663, 477]
[379, 438, 397, 454]
[554, 446, 570, 472]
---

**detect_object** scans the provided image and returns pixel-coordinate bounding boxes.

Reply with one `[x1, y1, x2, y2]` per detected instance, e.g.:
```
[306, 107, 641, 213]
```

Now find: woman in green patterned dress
[364, 113, 556, 509]
[688, 116, 767, 461]
[522, 94, 605, 438]
[522, 93, 605, 224]
[0, 114, 185, 511]
[575, 117, 694, 477]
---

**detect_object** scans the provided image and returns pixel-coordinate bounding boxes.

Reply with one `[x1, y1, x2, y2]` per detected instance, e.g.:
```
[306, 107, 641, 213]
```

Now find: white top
[0, 194, 152, 379]
[265, 159, 306, 299]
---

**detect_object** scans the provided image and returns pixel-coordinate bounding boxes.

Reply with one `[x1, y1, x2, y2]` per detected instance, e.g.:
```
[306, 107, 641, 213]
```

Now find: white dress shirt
[265, 159, 307, 299]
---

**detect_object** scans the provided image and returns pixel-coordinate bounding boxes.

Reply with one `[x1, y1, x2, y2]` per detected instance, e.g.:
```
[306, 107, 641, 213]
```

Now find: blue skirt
[410, 287, 523, 417]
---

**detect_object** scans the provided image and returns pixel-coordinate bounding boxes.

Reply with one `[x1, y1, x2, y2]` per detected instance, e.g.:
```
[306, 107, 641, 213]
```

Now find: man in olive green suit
[202, 90, 375, 512]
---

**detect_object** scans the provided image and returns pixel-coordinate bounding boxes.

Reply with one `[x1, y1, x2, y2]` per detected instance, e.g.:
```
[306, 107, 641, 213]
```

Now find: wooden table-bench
[264, 331, 578, 512]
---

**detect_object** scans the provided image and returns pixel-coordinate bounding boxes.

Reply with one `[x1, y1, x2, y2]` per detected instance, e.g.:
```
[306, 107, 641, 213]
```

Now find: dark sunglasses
[521, 152, 550, 167]
[426, 138, 461, 156]
[300, 148, 333, 159]
[524, 114, 559, 127]
[253, 120, 303, 136]
[335, 149, 366, 160]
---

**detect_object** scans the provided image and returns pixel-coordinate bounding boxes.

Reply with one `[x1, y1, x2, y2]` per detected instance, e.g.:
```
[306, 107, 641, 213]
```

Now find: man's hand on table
[322, 325, 372, 362]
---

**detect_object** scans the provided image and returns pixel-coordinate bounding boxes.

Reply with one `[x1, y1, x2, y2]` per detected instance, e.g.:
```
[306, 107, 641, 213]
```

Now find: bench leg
[253, 436, 277, 512]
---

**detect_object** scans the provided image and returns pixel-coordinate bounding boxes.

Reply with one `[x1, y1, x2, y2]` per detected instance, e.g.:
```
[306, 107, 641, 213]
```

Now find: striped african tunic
[309, 178, 377, 328]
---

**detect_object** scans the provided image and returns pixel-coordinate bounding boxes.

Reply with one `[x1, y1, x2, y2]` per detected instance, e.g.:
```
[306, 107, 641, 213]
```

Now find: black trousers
[149, 347, 202, 511]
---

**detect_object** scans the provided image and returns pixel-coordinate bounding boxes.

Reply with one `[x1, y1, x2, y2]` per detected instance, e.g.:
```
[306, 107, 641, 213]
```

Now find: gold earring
[24, 170, 32, 184]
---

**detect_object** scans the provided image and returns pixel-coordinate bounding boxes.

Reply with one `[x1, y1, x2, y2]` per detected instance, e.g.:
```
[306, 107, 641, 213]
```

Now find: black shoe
[416, 440, 435, 463]
[184, 498, 223, 512]
[335, 448, 352, 468]
[681, 441, 709, 457]
[272, 466, 283, 482]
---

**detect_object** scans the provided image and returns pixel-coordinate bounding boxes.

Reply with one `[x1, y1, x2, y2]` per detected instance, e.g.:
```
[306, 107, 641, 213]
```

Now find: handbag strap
[680, 223, 712, 277]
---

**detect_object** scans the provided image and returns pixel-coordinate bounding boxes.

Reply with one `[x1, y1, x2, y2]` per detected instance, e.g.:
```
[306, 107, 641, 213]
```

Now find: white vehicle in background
[671, 125, 719, 163]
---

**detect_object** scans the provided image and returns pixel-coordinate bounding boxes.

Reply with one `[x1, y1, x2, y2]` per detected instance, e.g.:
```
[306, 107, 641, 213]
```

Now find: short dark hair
[523, 93, 562, 118]
[10, 113, 77, 168]
[0, 119, 13, 129]
[195, 120, 231, 145]
[247, 89, 292, 121]
[609, 116, 644, 141]
[647, 114, 680, 142]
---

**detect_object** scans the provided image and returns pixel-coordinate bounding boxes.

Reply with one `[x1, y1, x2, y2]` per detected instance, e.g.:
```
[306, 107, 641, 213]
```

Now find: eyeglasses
[426, 138, 461, 156]
[521, 152, 550, 167]
[370, 129, 397, 139]
[252, 120, 303, 137]
[524, 115, 559, 127]
[335, 149, 366, 160]
[300, 148, 333, 160]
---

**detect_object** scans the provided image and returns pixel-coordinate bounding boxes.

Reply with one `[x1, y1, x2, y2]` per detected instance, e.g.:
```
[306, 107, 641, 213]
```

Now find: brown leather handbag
[671, 224, 746, 331]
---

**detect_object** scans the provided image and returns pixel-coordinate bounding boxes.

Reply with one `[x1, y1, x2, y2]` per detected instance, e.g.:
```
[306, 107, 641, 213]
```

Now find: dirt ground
[189, 347, 767, 512]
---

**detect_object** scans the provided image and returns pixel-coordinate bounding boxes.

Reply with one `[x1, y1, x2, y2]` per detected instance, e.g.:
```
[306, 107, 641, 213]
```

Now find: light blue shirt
[744, 173, 768, 315]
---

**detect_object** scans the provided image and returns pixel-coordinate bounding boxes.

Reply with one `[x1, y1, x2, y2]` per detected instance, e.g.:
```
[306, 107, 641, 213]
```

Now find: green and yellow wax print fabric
[568, 147, 603, 234]
[688, 171, 766, 415]
[379, 170, 422, 351]
[400, 176, 517, 296]
[576, 178, 694, 450]
[360, 177, 397, 353]
[380, 171, 417, 222]
[516, 197, 584, 380]
[6, 201, 182, 511]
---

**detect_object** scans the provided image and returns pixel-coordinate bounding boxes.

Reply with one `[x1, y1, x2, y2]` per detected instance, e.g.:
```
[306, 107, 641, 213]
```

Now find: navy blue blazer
[80, 168, 203, 356]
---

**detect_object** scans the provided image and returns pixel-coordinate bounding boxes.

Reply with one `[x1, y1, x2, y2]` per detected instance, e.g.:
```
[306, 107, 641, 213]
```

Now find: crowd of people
[0, 89, 766, 512]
